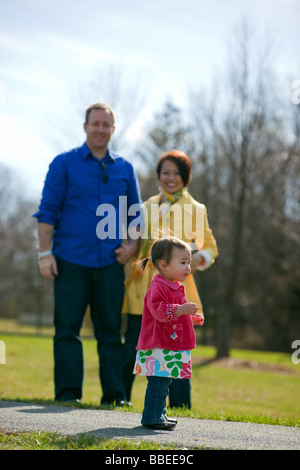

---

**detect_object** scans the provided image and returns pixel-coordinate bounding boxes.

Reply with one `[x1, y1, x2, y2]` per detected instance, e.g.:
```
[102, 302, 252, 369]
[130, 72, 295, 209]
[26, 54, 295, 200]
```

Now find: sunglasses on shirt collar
[100, 161, 109, 183]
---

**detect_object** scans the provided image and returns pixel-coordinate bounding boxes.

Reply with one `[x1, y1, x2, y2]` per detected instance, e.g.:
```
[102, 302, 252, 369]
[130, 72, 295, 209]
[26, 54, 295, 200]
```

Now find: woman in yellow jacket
[122, 150, 218, 407]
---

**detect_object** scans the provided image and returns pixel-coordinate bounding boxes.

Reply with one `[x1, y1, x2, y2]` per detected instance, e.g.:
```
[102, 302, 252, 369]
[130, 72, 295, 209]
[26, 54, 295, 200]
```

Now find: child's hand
[192, 313, 204, 326]
[175, 302, 198, 317]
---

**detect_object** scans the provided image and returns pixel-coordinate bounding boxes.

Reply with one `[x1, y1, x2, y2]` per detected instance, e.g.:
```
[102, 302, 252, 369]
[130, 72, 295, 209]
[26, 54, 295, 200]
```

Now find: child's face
[161, 247, 192, 282]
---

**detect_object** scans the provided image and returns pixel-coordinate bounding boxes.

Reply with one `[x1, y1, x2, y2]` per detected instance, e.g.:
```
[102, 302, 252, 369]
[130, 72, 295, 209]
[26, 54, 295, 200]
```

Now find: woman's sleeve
[194, 205, 218, 271]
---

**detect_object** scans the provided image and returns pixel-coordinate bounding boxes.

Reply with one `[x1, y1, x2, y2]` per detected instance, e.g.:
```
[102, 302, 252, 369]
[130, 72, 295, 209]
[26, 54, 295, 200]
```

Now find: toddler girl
[133, 236, 204, 430]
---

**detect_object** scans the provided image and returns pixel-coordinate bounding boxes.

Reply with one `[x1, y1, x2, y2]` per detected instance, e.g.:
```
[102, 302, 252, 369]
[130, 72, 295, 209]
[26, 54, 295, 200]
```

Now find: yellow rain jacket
[122, 190, 218, 317]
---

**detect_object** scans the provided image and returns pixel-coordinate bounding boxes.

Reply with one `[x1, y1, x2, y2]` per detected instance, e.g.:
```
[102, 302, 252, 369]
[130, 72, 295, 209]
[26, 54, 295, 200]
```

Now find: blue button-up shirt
[33, 142, 142, 268]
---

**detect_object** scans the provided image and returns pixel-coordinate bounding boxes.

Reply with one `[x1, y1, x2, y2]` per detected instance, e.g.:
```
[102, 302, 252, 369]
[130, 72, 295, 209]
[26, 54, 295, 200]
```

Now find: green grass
[0, 333, 299, 449]
[0, 430, 185, 450]
[1, 334, 299, 422]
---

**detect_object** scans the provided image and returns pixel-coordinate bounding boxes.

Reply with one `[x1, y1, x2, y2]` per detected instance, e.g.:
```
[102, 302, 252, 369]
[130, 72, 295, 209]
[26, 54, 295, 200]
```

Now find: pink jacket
[136, 274, 197, 351]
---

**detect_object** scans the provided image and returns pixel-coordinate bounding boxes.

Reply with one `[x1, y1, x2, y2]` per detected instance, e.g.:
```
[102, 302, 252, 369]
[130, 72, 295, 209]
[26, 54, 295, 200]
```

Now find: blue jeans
[169, 377, 191, 408]
[53, 257, 125, 403]
[123, 314, 143, 401]
[141, 376, 173, 425]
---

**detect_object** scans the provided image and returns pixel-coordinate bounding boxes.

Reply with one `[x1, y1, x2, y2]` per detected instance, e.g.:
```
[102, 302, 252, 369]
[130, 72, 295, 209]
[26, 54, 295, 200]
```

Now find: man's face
[84, 109, 115, 153]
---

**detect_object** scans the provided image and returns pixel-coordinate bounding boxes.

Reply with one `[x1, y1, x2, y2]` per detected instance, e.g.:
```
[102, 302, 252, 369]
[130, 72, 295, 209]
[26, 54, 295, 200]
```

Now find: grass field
[1, 332, 299, 449]
[1, 333, 299, 427]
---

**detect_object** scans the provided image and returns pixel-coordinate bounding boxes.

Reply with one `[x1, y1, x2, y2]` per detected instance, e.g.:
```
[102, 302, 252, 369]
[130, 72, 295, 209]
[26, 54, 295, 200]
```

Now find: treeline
[137, 94, 299, 355]
[0, 21, 299, 356]
[0, 167, 52, 328]
[136, 24, 300, 356]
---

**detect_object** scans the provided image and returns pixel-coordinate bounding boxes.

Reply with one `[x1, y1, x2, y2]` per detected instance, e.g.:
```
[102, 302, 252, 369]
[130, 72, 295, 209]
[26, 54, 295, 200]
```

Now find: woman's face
[159, 159, 184, 194]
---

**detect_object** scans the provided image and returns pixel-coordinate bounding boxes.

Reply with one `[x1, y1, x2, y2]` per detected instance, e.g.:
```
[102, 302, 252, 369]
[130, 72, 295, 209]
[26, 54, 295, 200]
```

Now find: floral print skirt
[134, 348, 192, 379]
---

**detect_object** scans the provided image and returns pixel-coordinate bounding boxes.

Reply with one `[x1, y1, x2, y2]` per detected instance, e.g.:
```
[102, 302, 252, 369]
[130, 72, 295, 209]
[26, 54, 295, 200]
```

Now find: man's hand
[39, 254, 58, 280]
[115, 240, 139, 264]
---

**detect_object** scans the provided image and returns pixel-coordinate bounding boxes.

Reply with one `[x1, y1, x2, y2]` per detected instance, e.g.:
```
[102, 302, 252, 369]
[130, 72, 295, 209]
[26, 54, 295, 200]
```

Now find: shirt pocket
[101, 179, 128, 204]
[163, 323, 183, 345]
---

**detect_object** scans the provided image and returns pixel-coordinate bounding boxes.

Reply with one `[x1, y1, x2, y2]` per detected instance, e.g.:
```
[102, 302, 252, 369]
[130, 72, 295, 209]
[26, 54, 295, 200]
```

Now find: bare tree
[186, 19, 299, 356]
[44, 64, 148, 157]
[0, 163, 52, 325]
[136, 100, 193, 198]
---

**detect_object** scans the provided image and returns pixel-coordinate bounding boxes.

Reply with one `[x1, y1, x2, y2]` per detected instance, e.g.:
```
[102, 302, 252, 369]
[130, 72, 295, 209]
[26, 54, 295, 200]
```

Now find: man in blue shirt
[33, 103, 142, 405]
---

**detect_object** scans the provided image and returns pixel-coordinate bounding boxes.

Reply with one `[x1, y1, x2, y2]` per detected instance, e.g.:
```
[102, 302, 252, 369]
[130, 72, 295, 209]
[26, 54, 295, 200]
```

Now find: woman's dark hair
[138, 236, 191, 271]
[156, 150, 192, 187]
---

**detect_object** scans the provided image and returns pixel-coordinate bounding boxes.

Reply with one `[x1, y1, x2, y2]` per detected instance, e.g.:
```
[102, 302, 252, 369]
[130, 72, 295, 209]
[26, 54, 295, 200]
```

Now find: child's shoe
[142, 419, 176, 430]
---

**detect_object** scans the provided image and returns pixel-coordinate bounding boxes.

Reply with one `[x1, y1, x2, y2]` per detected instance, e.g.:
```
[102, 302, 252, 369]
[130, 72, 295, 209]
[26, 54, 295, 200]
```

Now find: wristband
[38, 250, 52, 260]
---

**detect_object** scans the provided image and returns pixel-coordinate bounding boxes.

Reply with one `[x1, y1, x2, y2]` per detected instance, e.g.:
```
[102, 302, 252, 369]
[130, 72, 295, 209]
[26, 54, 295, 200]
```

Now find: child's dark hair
[138, 236, 191, 271]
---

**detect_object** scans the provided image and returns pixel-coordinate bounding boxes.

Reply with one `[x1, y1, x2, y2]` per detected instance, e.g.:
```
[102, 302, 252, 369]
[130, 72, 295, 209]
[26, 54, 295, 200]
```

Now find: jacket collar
[151, 273, 184, 291]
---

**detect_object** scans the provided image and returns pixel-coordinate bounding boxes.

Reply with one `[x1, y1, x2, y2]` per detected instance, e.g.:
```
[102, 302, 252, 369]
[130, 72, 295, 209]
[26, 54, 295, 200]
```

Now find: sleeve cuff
[166, 304, 179, 321]
[196, 250, 212, 271]
[32, 211, 57, 225]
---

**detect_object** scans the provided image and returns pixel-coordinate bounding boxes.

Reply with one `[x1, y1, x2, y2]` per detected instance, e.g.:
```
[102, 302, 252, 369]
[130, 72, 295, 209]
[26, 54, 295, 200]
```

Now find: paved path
[0, 401, 299, 450]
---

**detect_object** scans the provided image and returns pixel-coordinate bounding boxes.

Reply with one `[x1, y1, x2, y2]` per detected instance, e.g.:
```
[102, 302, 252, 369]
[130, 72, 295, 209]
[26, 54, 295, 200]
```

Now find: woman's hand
[191, 251, 205, 273]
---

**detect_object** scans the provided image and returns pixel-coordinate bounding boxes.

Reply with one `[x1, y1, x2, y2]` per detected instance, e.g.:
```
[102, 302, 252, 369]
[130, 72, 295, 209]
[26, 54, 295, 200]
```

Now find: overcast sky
[0, 0, 299, 197]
